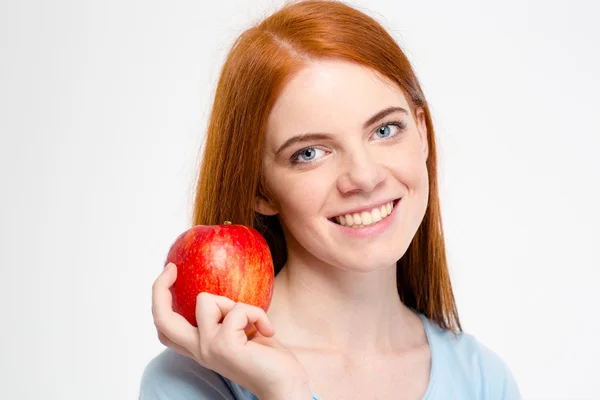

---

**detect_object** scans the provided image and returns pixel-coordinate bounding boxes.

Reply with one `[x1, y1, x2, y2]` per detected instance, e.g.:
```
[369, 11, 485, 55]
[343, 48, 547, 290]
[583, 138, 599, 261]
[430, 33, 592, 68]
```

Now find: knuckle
[226, 304, 242, 319]
[196, 292, 211, 304]
[236, 302, 262, 316]
[249, 304, 264, 314]
[216, 294, 234, 304]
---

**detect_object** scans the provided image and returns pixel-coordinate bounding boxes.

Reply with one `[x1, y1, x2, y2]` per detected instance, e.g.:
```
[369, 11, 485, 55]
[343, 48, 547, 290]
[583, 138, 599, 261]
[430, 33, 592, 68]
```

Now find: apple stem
[224, 221, 232, 225]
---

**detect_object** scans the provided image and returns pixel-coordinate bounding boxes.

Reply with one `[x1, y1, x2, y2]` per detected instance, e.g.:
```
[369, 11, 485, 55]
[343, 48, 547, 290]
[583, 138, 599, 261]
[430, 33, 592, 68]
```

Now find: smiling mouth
[328, 198, 401, 228]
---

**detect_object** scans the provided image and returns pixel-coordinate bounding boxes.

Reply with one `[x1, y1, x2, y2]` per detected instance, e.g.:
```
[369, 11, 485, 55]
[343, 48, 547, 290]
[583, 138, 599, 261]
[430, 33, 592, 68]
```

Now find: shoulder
[453, 331, 521, 398]
[139, 348, 244, 400]
[421, 315, 522, 399]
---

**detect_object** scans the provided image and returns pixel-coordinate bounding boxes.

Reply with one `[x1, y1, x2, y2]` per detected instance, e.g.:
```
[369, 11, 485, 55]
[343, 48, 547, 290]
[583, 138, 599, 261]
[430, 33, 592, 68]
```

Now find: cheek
[269, 167, 334, 220]
[380, 143, 428, 186]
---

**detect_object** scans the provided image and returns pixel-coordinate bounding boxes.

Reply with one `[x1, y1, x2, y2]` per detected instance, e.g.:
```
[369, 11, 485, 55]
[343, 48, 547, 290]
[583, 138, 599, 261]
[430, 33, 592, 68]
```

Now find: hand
[152, 263, 311, 399]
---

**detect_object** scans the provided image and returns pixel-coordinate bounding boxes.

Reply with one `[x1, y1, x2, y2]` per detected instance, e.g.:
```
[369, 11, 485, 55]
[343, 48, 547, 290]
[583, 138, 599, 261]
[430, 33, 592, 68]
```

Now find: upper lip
[328, 198, 400, 218]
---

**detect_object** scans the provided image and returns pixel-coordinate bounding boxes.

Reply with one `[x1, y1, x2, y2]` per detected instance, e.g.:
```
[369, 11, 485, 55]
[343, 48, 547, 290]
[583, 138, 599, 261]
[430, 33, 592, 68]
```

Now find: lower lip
[329, 198, 401, 238]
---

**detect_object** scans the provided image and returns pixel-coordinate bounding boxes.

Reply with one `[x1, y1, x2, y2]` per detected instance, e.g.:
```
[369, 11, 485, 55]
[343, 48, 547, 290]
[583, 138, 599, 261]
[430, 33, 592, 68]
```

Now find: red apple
[164, 221, 275, 327]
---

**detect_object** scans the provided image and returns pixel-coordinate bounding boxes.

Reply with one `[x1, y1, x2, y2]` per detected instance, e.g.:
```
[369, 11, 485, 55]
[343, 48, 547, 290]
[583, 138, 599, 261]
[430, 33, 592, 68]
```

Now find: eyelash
[289, 119, 408, 166]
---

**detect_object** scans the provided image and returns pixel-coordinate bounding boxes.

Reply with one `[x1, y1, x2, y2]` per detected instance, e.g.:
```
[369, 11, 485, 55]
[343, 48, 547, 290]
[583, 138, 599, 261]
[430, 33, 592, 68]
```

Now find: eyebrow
[274, 106, 408, 157]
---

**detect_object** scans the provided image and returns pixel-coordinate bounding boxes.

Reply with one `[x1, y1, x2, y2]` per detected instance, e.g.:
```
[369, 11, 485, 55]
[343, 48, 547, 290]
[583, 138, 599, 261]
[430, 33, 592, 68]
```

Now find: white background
[1, 0, 599, 399]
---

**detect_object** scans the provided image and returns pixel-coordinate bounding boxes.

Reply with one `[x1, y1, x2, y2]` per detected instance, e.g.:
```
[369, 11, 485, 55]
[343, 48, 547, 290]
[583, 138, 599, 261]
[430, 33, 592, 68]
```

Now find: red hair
[191, 0, 462, 333]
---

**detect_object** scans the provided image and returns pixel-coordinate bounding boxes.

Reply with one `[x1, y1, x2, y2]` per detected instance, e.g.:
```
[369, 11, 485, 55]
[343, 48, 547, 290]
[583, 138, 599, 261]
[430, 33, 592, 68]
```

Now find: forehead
[266, 59, 409, 137]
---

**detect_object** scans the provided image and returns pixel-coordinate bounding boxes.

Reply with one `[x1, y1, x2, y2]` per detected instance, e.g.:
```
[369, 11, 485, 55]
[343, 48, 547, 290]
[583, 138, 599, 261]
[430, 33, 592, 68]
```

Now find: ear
[254, 194, 279, 216]
[415, 107, 429, 160]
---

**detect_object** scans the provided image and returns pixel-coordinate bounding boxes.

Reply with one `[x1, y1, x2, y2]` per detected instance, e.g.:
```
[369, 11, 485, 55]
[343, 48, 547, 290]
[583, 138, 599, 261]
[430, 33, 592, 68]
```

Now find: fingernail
[164, 262, 174, 271]
[244, 323, 257, 337]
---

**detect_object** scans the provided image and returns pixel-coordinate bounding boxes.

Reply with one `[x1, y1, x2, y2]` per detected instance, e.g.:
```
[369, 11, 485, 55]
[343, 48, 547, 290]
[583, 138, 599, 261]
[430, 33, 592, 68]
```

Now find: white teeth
[353, 213, 362, 225]
[372, 208, 382, 223]
[345, 214, 354, 225]
[334, 200, 396, 228]
[360, 211, 371, 225]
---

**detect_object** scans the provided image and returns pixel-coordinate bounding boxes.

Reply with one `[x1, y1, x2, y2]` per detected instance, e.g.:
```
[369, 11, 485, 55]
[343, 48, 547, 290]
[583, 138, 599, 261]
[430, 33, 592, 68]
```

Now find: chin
[338, 257, 399, 273]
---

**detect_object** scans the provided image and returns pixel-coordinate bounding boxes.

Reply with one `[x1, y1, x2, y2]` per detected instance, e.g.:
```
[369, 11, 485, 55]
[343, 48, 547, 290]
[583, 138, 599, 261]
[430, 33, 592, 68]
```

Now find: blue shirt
[139, 313, 521, 399]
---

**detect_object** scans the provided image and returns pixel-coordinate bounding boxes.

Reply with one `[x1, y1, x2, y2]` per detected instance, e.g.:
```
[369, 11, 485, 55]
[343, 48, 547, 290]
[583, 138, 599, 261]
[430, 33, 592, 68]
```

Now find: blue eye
[289, 120, 407, 166]
[300, 148, 316, 160]
[372, 121, 407, 140]
[291, 147, 327, 165]
[376, 125, 392, 138]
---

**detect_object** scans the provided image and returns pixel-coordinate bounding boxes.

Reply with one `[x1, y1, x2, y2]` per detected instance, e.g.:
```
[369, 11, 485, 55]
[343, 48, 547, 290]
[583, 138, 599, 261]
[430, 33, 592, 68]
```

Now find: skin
[255, 58, 431, 368]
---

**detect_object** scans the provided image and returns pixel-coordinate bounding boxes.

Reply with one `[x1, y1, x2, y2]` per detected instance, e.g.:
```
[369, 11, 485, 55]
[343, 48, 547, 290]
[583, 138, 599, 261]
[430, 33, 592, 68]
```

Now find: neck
[267, 257, 424, 356]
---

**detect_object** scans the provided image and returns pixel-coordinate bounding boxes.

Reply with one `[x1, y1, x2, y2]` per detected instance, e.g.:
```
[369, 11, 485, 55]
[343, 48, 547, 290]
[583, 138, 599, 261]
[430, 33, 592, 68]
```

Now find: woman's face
[257, 59, 430, 273]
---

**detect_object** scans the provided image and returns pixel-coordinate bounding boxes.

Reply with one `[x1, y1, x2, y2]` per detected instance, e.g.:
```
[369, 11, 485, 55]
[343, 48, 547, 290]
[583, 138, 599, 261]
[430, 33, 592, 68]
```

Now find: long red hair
[191, 0, 462, 333]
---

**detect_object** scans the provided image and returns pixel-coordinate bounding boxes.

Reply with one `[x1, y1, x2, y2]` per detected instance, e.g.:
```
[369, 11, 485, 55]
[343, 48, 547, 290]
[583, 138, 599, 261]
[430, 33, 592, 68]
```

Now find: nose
[336, 146, 386, 194]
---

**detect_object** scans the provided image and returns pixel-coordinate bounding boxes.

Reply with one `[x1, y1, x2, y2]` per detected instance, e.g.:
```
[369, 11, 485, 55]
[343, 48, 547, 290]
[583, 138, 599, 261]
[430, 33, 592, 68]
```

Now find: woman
[141, 1, 521, 399]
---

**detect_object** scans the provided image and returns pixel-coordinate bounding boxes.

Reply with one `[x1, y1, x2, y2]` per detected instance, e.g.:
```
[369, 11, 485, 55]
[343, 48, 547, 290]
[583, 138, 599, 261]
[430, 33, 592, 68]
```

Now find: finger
[244, 322, 258, 338]
[221, 303, 275, 338]
[195, 292, 237, 339]
[196, 294, 259, 338]
[152, 263, 200, 352]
